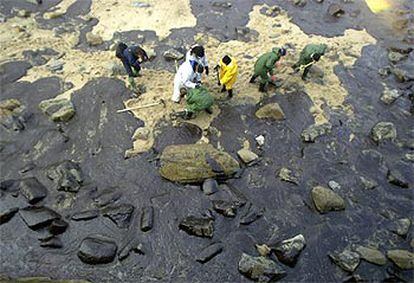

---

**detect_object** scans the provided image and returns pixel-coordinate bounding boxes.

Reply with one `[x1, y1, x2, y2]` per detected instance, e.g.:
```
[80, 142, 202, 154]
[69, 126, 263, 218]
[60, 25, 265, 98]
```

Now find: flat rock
[159, 144, 239, 183]
[0, 207, 19, 225]
[371, 122, 397, 144]
[179, 216, 214, 238]
[301, 123, 332, 142]
[388, 51, 406, 64]
[40, 236, 63, 248]
[39, 98, 75, 122]
[273, 234, 306, 267]
[47, 160, 83, 192]
[212, 200, 237, 217]
[387, 161, 413, 188]
[196, 243, 223, 263]
[202, 178, 218, 195]
[48, 218, 68, 235]
[85, 32, 103, 46]
[47, 59, 64, 72]
[238, 253, 286, 282]
[118, 239, 144, 261]
[103, 204, 135, 229]
[311, 186, 345, 213]
[359, 176, 378, 190]
[72, 209, 99, 221]
[240, 202, 262, 225]
[78, 236, 117, 264]
[20, 177, 48, 204]
[163, 49, 184, 61]
[255, 103, 285, 120]
[140, 206, 154, 232]
[237, 148, 259, 164]
[329, 249, 360, 272]
[328, 4, 345, 17]
[355, 246, 386, 266]
[381, 89, 401, 104]
[387, 250, 414, 270]
[278, 167, 299, 185]
[389, 218, 411, 237]
[19, 206, 61, 230]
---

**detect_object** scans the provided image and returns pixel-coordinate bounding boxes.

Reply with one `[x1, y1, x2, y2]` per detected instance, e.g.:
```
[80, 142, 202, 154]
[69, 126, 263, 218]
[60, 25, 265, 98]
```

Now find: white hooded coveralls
[172, 61, 198, 102]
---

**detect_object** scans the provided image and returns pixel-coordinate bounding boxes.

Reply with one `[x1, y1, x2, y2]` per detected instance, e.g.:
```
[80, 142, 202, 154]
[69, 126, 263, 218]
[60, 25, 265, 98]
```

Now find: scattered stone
[378, 67, 391, 77]
[237, 148, 259, 164]
[47, 59, 64, 72]
[39, 98, 75, 122]
[196, 243, 223, 263]
[103, 204, 135, 229]
[371, 122, 397, 144]
[202, 179, 218, 195]
[329, 250, 361, 272]
[106, 62, 125, 76]
[240, 202, 263, 225]
[17, 9, 30, 18]
[389, 218, 411, 237]
[255, 135, 265, 146]
[43, 11, 65, 20]
[212, 200, 237, 217]
[212, 1, 231, 8]
[94, 190, 122, 207]
[47, 160, 83, 192]
[235, 26, 251, 39]
[256, 244, 271, 256]
[359, 176, 378, 190]
[1, 113, 27, 131]
[48, 219, 68, 235]
[133, 127, 150, 140]
[19, 177, 48, 204]
[301, 123, 332, 142]
[328, 180, 341, 191]
[85, 32, 103, 46]
[328, 4, 345, 17]
[293, 0, 307, 7]
[355, 246, 387, 266]
[278, 167, 299, 185]
[387, 162, 412, 188]
[311, 186, 345, 213]
[388, 51, 406, 64]
[163, 49, 184, 61]
[179, 216, 214, 238]
[0, 207, 19, 225]
[22, 50, 48, 66]
[391, 67, 414, 83]
[132, 1, 151, 8]
[140, 206, 153, 232]
[72, 209, 99, 221]
[118, 239, 144, 260]
[273, 234, 306, 267]
[262, 6, 281, 17]
[0, 99, 21, 116]
[405, 153, 414, 162]
[387, 250, 414, 270]
[255, 103, 285, 120]
[78, 236, 118, 264]
[19, 206, 60, 230]
[159, 144, 239, 183]
[0, 179, 20, 194]
[238, 253, 286, 282]
[381, 89, 401, 105]
[40, 236, 63, 248]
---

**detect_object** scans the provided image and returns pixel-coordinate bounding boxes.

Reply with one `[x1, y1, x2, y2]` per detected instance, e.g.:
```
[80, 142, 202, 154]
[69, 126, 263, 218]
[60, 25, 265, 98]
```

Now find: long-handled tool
[117, 99, 165, 113]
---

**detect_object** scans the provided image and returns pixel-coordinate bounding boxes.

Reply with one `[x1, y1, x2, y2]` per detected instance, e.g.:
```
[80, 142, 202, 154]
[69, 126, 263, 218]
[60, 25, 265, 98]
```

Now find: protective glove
[132, 69, 139, 77]
[214, 65, 219, 71]
[217, 80, 221, 86]
[195, 83, 201, 89]
[205, 66, 209, 76]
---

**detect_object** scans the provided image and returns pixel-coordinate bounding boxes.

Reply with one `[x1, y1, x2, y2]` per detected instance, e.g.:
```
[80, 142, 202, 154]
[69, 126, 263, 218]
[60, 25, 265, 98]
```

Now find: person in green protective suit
[292, 43, 327, 80]
[249, 47, 287, 92]
[172, 86, 214, 120]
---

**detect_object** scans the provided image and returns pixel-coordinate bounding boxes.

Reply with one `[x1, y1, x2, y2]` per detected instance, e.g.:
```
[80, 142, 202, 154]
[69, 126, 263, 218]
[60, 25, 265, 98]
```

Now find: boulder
[0, 207, 19, 225]
[159, 144, 239, 183]
[20, 177, 48, 204]
[387, 250, 414, 270]
[255, 103, 285, 120]
[163, 49, 184, 61]
[237, 148, 259, 164]
[273, 234, 306, 267]
[19, 206, 60, 230]
[179, 216, 214, 238]
[301, 123, 332, 142]
[278, 167, 299, 185]
[328, 4, 345, 17]
[0, 99, 21, 117]
[381, 89, 401, 104]
[389, 218, 411, 237]
[355, 246, 386, 266]
[85, 32, 103, 46]
[39, 98, 75, 122]
[240, 202, 262, 225]
[359, 176, 378, 190]
[40, 236, 63, 248]
[47, 160, 83, 192]
[387, 161, 413, 188]
[72, 209, 99, 221]
[196, 243, 223, 263]
[212, 200, 237, 217]
[202, 178, 218, 195]
[311, 186, 345, 213]
[48, 219, 68, 235]
[388, 51, 406, 64]
[238, 253, 286, 282]
[329, 250, 360, 272]
[102, 204, 135, 229]
[47, 59, 64, 72]
[371, 122, 397, 144]
[133, 127, 150, 140]
[78, 236, 117, 264]
[140, 206, 154, 232]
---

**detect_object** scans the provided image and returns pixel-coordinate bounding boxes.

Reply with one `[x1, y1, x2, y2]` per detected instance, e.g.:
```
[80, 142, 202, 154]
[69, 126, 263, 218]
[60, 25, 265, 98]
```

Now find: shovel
[117, 99, 166, 113]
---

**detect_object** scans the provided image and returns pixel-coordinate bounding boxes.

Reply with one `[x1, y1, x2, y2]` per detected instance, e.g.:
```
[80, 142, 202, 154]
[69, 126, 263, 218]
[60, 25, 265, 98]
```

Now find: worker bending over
[172, 61, 204, 103]
[172, 86, 214, 120]
[292, 43, 327, 80]
[215, 55, 238, 98]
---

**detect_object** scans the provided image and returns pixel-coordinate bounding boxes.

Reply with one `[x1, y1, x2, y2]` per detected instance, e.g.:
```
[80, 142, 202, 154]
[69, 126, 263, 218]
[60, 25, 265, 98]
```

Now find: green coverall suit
[251, 48, 282, 91]
[185, 86, 214, 117]
[293, 44, 327, 79]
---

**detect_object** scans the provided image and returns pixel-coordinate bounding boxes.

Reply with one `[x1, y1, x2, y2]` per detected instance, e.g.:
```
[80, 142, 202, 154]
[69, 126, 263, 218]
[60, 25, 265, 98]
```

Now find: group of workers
[116, 42, 328, 120]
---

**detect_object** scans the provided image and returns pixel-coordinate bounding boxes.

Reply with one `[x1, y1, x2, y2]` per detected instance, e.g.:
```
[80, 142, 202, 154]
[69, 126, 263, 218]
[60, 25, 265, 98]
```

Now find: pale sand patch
[89, 0, 197, 41]
[43, 0, 77, 19]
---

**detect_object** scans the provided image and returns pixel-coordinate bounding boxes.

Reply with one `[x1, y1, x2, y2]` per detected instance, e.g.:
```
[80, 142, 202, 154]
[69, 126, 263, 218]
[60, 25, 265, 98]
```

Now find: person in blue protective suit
[115, 42, 149, 91]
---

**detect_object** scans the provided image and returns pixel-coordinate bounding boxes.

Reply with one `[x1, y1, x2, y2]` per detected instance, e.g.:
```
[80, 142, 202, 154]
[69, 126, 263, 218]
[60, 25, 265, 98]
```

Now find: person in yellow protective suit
[214, 55, 238, 98]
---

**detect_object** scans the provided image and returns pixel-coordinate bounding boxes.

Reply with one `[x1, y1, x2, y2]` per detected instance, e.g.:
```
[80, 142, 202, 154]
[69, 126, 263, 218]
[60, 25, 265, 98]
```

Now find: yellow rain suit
[219, 56, 238, 90]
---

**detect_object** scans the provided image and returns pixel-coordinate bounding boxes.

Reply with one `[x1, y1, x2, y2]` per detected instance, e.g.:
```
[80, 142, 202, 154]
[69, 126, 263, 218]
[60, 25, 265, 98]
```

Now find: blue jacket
[121, 46, 148, 77]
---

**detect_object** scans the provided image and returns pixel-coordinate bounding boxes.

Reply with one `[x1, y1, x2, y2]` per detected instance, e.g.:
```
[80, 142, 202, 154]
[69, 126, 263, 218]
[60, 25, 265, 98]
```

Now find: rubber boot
[205, 107, 213, 114]
[249, 75, 258, 84]
[228, 89, 233, 98]
[183, 110, 194, 120]
[259, 83, 267, 93]
[221, 85, 226, 93]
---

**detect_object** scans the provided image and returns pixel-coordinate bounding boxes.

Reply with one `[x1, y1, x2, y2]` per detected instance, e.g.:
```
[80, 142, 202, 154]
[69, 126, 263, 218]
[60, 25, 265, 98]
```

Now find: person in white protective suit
[186, 44, 209, 82]
[172, 61, 204, 103]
